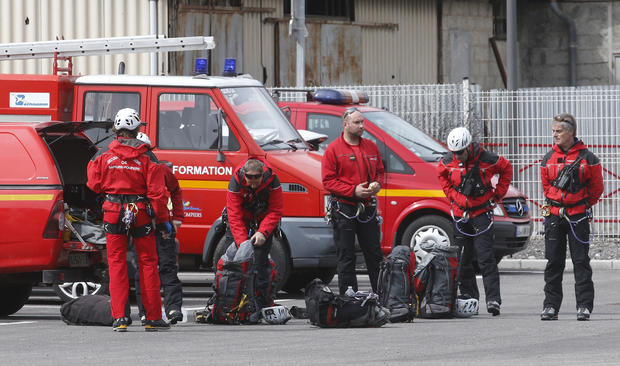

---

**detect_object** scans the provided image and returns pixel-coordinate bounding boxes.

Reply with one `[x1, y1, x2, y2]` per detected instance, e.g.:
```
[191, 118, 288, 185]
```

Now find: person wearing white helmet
[87, 108, 171, 331]
[131, 133, 185, 325]
[437, 126, 513, 316]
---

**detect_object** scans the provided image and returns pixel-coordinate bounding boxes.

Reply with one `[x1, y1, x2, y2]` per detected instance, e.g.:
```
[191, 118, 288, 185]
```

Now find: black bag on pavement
[195, 241, 276, 325]
[304, 279, 390, 328]
[415, 246, 459, 319]
[376, 245, 416, 322]
[60, 295, 114, 326]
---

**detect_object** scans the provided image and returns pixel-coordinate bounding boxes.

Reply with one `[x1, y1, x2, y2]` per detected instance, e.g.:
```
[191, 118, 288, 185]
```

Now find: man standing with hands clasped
[322, 107, 385, 295]
[540, 113, 603, 321]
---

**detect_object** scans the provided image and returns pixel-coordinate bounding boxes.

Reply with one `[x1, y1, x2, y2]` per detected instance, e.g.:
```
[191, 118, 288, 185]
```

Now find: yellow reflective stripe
[0, 194, 55, 201]
[178, 180, 229, 189]
[378, 189, 446, 198]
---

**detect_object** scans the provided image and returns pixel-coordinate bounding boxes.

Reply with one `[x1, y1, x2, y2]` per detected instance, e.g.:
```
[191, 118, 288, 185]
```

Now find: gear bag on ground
[60, 294, 114, 326]
[414, 244, 459, 318]
[195, 240, 276, 324]
[376, 245, 417, 322]
[304, 278, 390, 328]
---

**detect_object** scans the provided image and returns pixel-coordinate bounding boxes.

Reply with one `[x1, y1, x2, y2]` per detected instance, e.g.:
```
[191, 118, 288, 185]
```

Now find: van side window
[157, 93, 239, 151]
[363, 132, 414, 175]
[82, 92, 140, 149]
[306, 113, 341, 149]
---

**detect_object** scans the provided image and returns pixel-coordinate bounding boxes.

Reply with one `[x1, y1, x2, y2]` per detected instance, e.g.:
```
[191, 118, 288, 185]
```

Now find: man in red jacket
[322, 107, 384, 295]
[437, 127, 513, 316]
[539, 114, 604, 321]
[87, 108, 170, 332]
[225, 157, 283, 316]
[132, 132, 185, 325]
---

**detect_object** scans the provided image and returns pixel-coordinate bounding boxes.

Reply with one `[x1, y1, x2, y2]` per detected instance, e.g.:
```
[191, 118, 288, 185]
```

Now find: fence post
[462, 77, 470, 130]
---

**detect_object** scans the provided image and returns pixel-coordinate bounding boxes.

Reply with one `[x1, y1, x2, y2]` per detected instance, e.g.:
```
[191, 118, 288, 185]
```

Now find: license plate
[68, 253, 89, 267]
[515, 224, 531, 238]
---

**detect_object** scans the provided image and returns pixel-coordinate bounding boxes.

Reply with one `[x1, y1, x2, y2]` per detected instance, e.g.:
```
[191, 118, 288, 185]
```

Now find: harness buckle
[541, 204, 551, 217]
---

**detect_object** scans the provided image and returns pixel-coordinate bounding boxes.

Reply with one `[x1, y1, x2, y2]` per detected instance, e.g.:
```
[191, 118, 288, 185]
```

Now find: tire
[53, 281, 109, 302]
[402, 215, 454, 264]
[0, 284, 33, 316]
[212, 235, 291, 293]
[282, 268, 337, 293]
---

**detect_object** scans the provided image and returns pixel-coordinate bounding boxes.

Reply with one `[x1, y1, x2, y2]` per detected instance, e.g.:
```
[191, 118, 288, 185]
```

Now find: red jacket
[322, 133, 385, 201]
[226, 158, 284, 246]
[540, 140, 604, 216]
[437, 143, 513, 218]
[162, 163, 184, 222]
[87, 137, 169, 224]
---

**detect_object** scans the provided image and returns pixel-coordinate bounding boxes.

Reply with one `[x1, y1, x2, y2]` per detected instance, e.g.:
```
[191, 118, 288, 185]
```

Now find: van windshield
[221, 87, 306, 151]
[363, 111, 447, 162]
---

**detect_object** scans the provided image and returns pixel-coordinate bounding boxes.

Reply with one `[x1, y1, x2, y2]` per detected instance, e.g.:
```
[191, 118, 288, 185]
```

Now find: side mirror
[297, 129, 328, 151]
[280, 105, 292, 121]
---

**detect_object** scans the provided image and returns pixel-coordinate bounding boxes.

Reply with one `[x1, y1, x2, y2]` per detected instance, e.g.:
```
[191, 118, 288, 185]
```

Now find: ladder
[0, 35, 215, 61]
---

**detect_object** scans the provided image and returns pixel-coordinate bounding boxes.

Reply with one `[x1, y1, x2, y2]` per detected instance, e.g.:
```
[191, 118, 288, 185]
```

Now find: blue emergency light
[194, 58, 208, 75]
[223, 58, 237, 76]
[312, 89, 369, 105]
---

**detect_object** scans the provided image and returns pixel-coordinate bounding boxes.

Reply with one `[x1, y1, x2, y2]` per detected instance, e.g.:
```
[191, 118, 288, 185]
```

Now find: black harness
[103, 194, 154, 238]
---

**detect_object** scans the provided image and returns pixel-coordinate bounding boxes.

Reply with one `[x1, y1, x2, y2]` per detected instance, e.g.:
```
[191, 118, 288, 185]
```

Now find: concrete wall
[440, 0, 505, 90]
[519, 2, 614, 87]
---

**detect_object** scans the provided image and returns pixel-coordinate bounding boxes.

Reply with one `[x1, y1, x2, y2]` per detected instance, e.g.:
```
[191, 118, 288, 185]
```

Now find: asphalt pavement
[4, 270, 620, 365]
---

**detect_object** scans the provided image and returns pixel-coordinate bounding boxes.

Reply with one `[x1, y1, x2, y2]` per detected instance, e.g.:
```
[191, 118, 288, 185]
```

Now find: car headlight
[492, 204, 504, 216]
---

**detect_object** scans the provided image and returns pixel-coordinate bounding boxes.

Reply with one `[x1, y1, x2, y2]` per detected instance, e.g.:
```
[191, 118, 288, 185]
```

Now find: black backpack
[414, 246, 459, 319]
[304, 279, 390, 328]
[376, 245, 416, 322]
[196, 241, 276, 324]
[60, 295, 114, 326]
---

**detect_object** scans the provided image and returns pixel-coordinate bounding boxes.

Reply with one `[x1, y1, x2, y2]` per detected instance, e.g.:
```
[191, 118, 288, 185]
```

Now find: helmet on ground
[455, 297, 479, 318]
[261, 305, 292, 325]
[446, 127, 472, 152]
[136, 132, 151, 146]
[114, 108, 141, 131]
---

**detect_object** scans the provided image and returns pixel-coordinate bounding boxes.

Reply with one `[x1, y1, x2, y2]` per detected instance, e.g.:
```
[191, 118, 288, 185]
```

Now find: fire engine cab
[0, 36, 336, 295]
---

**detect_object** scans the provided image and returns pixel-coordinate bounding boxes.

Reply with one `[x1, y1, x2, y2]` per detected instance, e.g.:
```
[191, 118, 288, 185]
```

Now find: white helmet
[136, 132, 151, 146]
[261, 305, 292, 325]
[455, 298, 479, 318]
[446, 127, 472, 152]
[114, 108, 141, 131]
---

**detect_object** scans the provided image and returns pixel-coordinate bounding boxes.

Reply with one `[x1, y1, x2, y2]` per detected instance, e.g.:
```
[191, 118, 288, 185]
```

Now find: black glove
[156, 222, 172, 234]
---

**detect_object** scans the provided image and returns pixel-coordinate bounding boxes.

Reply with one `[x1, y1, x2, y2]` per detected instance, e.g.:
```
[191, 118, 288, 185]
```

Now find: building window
[283, 0, 355, 21]
[491, 0, 506, 40]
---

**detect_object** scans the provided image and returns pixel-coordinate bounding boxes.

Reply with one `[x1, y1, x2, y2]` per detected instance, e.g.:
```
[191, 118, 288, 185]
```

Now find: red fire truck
[277, 89, 532, 263]
[0, 37, 336, 304]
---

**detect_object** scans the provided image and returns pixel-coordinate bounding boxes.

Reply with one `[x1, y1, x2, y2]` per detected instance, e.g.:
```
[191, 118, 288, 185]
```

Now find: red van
[278, 89, 532, 262]
[0, 121, 106, 315]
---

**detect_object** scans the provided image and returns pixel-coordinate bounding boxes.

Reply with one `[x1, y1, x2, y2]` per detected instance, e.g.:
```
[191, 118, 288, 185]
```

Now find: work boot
[486, 301, 500, 316]
[168, 309, 183, 324]
[577, 307, 590, 321]
[540, 307, 558, 321]
[112, 317, 130, 332]
[144, 318, 171, 332]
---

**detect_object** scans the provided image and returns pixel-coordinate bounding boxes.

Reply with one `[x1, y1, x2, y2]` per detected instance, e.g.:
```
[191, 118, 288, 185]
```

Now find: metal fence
[272, 83, 620, 240]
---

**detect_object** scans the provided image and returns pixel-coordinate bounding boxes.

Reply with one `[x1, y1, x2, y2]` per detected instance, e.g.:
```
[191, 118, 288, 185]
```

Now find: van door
[149, 88, 247, 256]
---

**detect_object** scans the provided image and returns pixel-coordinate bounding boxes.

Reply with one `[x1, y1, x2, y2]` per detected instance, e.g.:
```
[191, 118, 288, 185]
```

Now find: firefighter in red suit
[87, 108, 170, 332]
[539, 114, 604, 321]
[224, 157, 283, 318]
[437, 127, 512, 316]
[322, 107, 385, 295]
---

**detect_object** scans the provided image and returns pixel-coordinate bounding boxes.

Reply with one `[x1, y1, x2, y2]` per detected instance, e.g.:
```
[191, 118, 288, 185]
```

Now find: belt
[105, 194, 148, 204]
[331, 194, 375, 207]
[546, 198, 588, 208]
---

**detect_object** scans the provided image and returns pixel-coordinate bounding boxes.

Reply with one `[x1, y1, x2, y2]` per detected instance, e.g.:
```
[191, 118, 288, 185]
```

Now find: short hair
[243, 158, 264, 173]
[342, 107, 360, 122]
[114, 128, 138, 138]
[553, 113, 577, 136]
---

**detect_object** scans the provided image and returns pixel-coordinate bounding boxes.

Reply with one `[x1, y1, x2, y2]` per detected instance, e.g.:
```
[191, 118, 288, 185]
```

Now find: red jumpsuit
[87, 137, 169, 320]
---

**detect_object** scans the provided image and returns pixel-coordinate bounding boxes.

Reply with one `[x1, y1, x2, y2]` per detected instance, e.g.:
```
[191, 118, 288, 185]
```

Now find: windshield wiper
[259, 139, 287, 148]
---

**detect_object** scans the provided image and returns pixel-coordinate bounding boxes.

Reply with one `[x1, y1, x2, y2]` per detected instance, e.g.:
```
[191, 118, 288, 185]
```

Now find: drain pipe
[149, 0, 158, 76]
[550, 0, 577, 86]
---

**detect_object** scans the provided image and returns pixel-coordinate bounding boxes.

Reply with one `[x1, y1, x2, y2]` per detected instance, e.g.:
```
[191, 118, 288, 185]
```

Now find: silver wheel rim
[409, 224, 451, 263]
[56, 282, 103, 299]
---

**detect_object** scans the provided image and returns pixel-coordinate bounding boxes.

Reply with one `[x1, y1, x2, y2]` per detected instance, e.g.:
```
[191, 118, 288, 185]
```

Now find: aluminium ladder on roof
[0, 35, 215, 61]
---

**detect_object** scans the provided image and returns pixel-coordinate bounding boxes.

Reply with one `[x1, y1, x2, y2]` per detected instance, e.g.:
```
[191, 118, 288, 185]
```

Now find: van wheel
[212, 236, 291, 293]
[0, 284, 33, 316]
[402, 215, 454, 264]
[53, 281, 109, 302]
[282, 268, 337, 293]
